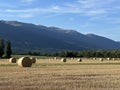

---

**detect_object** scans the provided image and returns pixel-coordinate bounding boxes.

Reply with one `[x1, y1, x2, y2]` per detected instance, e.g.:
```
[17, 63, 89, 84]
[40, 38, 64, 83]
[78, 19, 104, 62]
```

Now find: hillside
[0, 20, 120, 52]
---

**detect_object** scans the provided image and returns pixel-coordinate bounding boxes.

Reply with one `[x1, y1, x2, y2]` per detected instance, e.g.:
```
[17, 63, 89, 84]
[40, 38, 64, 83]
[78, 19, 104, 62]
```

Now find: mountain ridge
[0, 20, 119, 53]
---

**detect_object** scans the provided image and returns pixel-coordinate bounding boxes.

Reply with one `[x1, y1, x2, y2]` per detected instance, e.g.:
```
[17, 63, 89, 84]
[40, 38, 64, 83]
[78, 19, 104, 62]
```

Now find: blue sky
[0, 0, 120, 41]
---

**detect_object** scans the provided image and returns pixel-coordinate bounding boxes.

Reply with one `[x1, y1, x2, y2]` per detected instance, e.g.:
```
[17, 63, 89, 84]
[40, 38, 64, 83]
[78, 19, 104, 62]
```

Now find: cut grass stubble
[0, 58, 120, 90]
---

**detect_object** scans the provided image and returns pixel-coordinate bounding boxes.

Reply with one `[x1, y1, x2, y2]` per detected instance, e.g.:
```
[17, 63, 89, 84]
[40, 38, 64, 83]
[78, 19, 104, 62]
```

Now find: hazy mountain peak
[86, 33, 95, 36]
[0, 20, 22, 26]
[49, 26, 66, 31]
[86, 33, 97, 37]
[49, 26, 79, 34]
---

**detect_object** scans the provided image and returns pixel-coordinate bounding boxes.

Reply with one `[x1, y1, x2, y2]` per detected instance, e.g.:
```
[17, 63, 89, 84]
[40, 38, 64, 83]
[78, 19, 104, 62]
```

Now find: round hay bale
[30, 57, 36, 63]
[49, 58, 51, 60]
[107, 58, 111, 60]
[99, 58, 103, 61]
[77, 58, 82, 62]
[112, 58, 115, 60]
[17, 57, 32, 67]
[61, 58, 66, 62]
[71, 57, 74, 60]
[9, 58, 17, 63]
[54, 57, 57, 60]
[93, 58, 96, 60]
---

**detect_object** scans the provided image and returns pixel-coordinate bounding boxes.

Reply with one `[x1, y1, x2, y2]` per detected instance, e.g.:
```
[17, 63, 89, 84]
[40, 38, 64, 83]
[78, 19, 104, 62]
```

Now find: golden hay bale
[30, 57, 36, 63]
[61, 58, 66, 62]
[77, 58, 82, 62]
[93, 58, 96, 60]
[112, 58, 115, 60]
[48, 58, 51, 60]
[107, 58, 111, 60]
[17, 57, 32, 67]
[54, 57, 57, 60]
[9, 58, 17, 63]
[99, 58, 103, 61]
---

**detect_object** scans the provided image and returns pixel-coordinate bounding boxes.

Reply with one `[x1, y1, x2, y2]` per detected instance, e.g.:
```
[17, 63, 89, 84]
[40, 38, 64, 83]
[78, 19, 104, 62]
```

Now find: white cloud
[79, 22, 94, 28]
[5, 8, 40, 13]
[84, 9, 107, 16]
[0, 3, 17, 8]
[51, 6, 61, 10]
[77, 0, 116, 8]
[17, 14, 34, 18]
[3, 0, 117, 14]
[44, 14, 62, 18]
[21, 0, 36, 3]
[69, 17, 74, 21]
[106, 17, 120, 24]
[2, 0, 120, 21]
[20, 0, 36, 6]
[89, 15, 107, 21]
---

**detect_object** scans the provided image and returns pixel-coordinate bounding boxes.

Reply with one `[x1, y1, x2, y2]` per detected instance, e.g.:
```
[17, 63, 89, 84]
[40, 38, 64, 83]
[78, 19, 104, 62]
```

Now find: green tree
[0, 39, 4, 58]
[4, 41, 12, 58]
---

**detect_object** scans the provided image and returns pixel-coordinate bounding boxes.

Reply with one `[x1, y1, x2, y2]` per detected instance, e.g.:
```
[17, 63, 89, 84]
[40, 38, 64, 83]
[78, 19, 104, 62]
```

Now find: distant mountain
[117, 41, 120, 45]
[0, 20, 120, 53]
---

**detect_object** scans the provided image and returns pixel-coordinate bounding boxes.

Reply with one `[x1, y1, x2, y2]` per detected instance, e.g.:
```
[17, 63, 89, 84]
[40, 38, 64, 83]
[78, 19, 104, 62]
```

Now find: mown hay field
[0, 58, 120, 90]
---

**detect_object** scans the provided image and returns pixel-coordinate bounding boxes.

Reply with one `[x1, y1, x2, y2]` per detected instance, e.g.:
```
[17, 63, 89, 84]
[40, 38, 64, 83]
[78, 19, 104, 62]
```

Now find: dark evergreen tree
[4, 41, 12, 58]
[0, 39, 4, 58]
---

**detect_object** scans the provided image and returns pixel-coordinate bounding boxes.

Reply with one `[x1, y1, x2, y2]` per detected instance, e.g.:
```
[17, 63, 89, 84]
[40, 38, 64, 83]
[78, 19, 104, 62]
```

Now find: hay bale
[30, 57, 36, 63]
[9, 58, 17, 63]
[99, 58, 103, 61]
[93, 58, 96, 60]
[17, 57, 32, 67]
[61, 58, 66, 62]
[107, 58, 111, 60]
[54, 57, 57, 60]
[49, 58, 51, 60]
[112, 58, 115, 60]
[77, 58, 82, 62]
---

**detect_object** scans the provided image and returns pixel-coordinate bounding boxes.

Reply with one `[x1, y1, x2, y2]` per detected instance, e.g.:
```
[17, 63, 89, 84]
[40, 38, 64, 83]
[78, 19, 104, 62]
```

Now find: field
[0, 57, 120, 90]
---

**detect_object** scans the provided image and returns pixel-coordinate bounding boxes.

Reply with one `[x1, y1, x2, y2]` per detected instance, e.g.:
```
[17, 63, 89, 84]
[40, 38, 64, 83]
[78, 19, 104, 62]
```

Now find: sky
[0, 0, 120, 41]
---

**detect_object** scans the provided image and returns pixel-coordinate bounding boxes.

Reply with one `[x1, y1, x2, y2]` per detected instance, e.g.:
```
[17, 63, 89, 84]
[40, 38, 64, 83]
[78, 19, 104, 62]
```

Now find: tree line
[26, 49, 120, 58]
[0, 38, 12, 58]
[52, 50, 120, 58]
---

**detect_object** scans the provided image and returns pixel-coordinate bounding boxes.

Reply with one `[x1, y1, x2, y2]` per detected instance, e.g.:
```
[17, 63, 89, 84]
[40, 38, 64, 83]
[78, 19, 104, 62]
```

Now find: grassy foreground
[0, 58, 120, 90]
